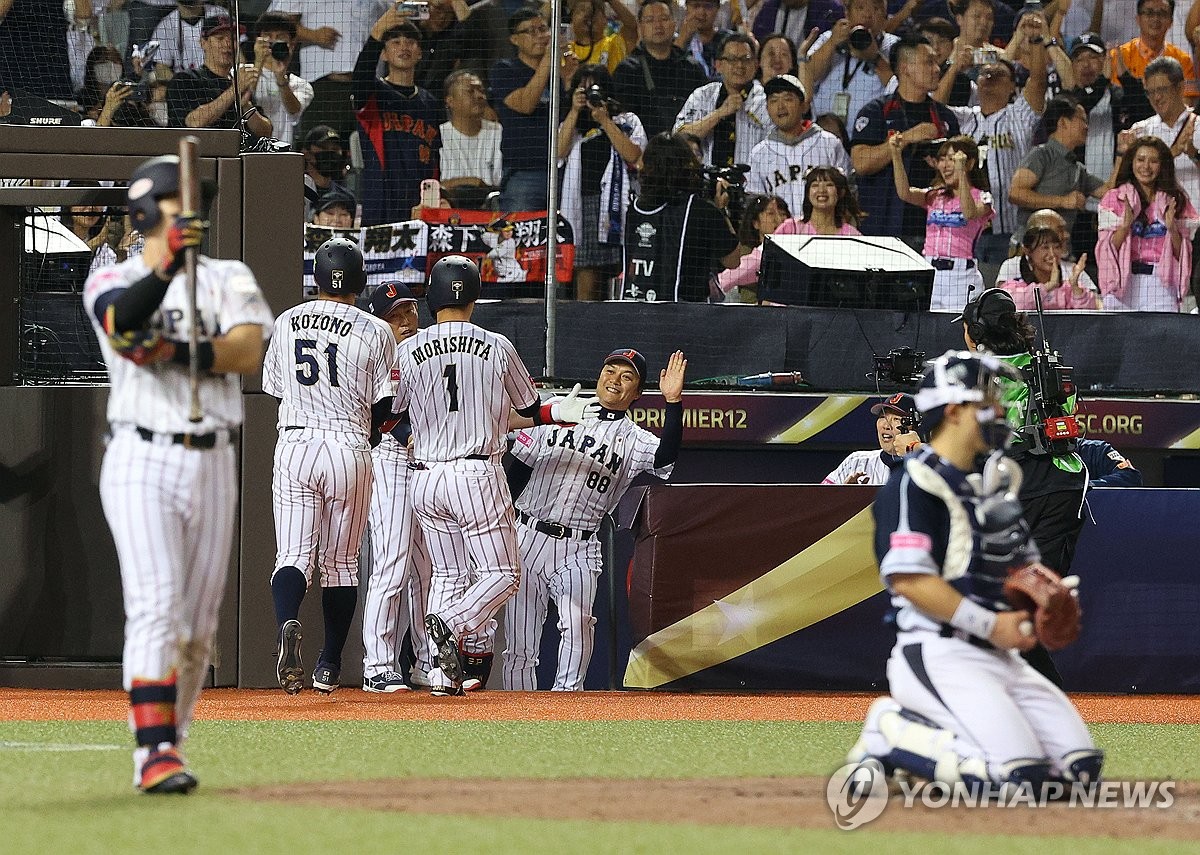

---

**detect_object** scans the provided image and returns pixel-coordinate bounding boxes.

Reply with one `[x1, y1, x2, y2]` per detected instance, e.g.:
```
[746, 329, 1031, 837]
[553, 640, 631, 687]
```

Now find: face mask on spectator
[314, 149, 348, 179]
[147, 101, 169, 126]
[96, 62, 123, 88]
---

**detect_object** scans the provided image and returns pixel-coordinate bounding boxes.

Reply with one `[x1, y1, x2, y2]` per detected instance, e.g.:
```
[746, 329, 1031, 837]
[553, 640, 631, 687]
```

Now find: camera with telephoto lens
[873, 347, 926, 386]
[270, 41, 291, 62]
[702, 163, 750, 231]
[848, 25, 874, 52]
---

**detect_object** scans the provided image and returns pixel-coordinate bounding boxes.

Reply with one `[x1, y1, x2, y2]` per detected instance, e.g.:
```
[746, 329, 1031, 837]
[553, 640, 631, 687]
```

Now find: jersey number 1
[295, 339, 339, 387]
[443, 363, 459, 412]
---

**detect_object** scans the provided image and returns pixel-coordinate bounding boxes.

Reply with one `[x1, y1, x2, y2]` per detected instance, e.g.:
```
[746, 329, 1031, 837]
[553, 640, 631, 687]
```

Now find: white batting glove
[551, 383, 601, 423]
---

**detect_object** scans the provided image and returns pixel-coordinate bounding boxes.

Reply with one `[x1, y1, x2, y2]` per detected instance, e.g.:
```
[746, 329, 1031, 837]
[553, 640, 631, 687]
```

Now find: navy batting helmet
[127, 155, 180, 232]
[314, 237, 366, 295]
[426, 255, 481, 314]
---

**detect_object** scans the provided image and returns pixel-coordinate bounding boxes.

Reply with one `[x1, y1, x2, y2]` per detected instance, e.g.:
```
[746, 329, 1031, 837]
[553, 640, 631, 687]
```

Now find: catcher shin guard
[877, 706, 988, 787]
[129, 672, 178, 748]
[1060, 749, 1105, 786]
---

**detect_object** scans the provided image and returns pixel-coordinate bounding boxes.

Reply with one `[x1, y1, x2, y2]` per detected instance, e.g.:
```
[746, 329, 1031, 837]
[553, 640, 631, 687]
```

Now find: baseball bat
[179, 135, 202, 424]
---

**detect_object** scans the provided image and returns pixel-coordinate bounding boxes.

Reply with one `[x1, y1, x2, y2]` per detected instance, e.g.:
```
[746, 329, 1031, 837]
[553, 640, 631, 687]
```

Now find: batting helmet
[426, 255, 481, 314]
[127, 155, 180, 232]
[314, 237, 366, 296]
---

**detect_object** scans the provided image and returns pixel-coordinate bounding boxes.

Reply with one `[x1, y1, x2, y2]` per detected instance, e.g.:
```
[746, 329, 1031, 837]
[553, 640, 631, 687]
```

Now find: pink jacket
[998, 271, 1101, 310]
[1096, 184, 1196, 306]
[718, 218, 862, 293]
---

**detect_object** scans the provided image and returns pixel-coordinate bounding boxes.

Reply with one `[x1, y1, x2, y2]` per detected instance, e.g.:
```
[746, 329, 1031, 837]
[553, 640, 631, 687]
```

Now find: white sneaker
[363, 670, 411, 693]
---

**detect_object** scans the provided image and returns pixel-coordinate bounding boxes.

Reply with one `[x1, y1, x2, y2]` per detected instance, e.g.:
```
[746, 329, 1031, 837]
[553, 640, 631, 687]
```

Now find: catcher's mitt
[108, 327, 171, 366]
[1003, 563, 1081, 650]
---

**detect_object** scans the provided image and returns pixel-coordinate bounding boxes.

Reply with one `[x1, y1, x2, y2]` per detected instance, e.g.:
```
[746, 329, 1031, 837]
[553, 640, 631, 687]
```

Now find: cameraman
[249, 12, 313, 149]
[558, 65, 646, 301]
[620, 133, 743, 302]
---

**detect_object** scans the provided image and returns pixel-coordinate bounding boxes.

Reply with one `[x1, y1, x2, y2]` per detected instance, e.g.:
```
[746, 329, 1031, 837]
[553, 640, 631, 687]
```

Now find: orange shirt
[1109, 38, 1199, 98]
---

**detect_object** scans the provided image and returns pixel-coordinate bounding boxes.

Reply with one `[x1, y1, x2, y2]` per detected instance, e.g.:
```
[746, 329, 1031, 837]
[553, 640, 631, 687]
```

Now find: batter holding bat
[84, 151, 272, 794]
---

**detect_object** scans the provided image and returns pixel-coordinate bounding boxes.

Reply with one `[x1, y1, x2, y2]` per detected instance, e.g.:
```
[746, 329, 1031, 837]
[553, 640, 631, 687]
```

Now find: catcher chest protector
[315, 237, 366, 295]
[126, 155, 181, 232]
[427, 255, 482, 314]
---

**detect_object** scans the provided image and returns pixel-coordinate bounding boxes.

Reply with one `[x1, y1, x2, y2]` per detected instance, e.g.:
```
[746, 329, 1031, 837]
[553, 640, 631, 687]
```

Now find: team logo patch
[516, 430, 533, 447]
[854, 116, 870, 133]
[390, 368, 401, 380]
[636, 222, 656, 247]
[332, 269, 344, 288]
[452, 279, 464, 297]
[890, 531, 932, 551]
[127, 177, 154, 200]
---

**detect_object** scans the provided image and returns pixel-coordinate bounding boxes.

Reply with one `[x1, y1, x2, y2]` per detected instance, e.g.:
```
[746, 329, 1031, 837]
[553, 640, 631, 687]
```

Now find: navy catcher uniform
[394, 255, 598, 695]
[83, 155, 272, 794]
[359, 282, 435, 692]
[846, 351, 1102, 795]
[503, 349, 685, 691]
[264, 238, 399, 695]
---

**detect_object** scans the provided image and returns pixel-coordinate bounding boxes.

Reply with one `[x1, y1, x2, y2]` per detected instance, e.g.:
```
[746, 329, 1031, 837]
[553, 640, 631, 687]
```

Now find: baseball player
[359, 281, 436, 693]
[392, 255, 598, 695]
[503, 349, 686, 691]
[83, 155, 272, 794]
[263, 237, 399, 696]
[822, 393, 924, 485]
[846, 351, 1102, 796]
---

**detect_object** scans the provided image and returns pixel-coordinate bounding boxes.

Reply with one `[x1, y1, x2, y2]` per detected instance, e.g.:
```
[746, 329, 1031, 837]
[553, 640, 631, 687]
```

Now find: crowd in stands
[3, 0, 1200, 311]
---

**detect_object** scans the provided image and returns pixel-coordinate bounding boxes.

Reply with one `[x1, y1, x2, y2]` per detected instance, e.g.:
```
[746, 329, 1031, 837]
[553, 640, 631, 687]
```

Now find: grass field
[5, 697, 1200, 855]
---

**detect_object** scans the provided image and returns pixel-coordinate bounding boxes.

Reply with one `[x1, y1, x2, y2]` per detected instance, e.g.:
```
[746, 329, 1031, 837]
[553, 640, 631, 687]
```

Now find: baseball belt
[515, 509, 595, 541]
[134, 426, 230, 450]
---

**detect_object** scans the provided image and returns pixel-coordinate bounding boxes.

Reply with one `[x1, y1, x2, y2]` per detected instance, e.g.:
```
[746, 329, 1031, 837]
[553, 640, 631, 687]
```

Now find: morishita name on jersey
[409, 335, 493, 365]
[544, 426, 623, 475]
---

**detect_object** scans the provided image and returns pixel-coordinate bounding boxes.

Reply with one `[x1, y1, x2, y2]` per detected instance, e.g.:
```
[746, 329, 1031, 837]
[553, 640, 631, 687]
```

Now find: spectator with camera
[806, 0, 898, 128]
[438, 69, 502, 209]
[611, 0, 707, 138]
[1109, 0, 1198, 129]
[166, 14, 273, 136]
[674, 32, 772, 168]
[620, 132, 743, 302]
[931, 0, 998, 107]
[249, 12, 312, 148]
[746, 74, 852, 218]
[674, 0, 733, 81]
[850, 34, 960, 241]
[414, 0, 502, 101]
[353, 10, 441, 226]
[149, 0, 225, 73]
[1008, 94, 1118, 252]
[558, 64, 646, 301]
[491, 7, 579, 211]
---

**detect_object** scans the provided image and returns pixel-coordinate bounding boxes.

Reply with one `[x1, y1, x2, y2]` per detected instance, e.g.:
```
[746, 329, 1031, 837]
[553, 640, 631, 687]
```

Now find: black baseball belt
[515, 510, 595, 541]
[135, 426, 232, 450]
[408, 453, 490, 470]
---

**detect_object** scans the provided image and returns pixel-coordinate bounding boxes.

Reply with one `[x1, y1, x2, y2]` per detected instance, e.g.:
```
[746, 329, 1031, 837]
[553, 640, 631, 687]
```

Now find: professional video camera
[872, 346, 926, 387]
[702, 163, 750, 232]
[1018, 288, 1079, 455]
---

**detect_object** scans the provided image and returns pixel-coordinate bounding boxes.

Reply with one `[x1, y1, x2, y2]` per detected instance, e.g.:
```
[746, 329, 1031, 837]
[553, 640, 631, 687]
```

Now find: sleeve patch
[890, 531, 932, 551]
[516, 430, 534, 447]
[391, 368, 401, 381]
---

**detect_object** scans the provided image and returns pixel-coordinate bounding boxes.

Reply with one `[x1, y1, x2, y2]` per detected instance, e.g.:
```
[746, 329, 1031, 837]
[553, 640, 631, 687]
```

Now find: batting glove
[550, 383, 601, 424]
[159, 214, 206, 278]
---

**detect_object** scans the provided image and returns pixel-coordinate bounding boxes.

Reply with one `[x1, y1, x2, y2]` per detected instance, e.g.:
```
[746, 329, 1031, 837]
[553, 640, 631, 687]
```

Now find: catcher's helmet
[127, 155, 180, 232]
[426, 255, 481, 314]
[914, 350, 1020, 441]
[314, 237, 366, 295]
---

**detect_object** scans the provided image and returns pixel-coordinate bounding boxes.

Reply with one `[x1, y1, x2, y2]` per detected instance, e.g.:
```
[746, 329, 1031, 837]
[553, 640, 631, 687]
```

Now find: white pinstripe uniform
[503, 416, 669, 691]
[950, 94, 1041, 238]
[361, 426, 435, 684]
[673, 80, 772, 166]
[393, 320, 539, 686]
[83, 255, 272, 741]
[746, 126, 853, 218]
[262, 301, 397, 591]
[822, 449, 893, 486]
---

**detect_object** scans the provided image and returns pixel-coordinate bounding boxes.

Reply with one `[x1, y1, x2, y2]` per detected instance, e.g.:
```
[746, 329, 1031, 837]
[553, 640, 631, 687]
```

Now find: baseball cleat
[312, 661, 341, 695]
[430, 683, 465, 697]
[462, 652, 493, 692]
[276, 619, 304, 695]
[363, 671, 411, 693]
[424, 613, 464, 685]
[138, 746, 198, 795]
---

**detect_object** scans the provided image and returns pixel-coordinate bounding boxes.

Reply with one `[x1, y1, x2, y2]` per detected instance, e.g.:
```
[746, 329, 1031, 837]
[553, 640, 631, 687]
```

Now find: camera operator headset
[619, 132, 745, 302]
[957, 285, 1086, 685]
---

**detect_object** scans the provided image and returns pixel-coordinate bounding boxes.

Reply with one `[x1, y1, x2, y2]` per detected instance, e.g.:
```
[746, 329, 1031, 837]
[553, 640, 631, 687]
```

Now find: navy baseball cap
[763, 74, 807, 101]
[871, 392, 917, 417]
[367, 281, 417, 319]
[1070, 32, 1105, 57]
[313, 186, 357, 215]
[603, 348, 647, 385]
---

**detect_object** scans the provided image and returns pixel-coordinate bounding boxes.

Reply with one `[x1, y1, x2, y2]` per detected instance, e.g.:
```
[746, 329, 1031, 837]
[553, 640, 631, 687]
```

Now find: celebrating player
[822, 392, 923, 485]
[263, 238, 399, 696]
[83, 155, 273, 794]
[392, 255, 599, 695]
[359, 282, 436, 693]
[845, 350, 1102, 797]
[503, 349, 686, 691]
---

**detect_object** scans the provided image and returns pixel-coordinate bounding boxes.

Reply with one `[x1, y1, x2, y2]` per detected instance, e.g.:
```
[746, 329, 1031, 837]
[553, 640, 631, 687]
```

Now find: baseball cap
[763, 74, 807, 101]
[367, 281, 417, 319]
[303, 125, 342, 149]
[312, 186, 357, 214]
[603, 348, 647, 386]
[201, 14, 236, 38]
[1070, 32, 1105, 57]
[952, 287, 1018, 325]
[870, 392, 916, 417]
